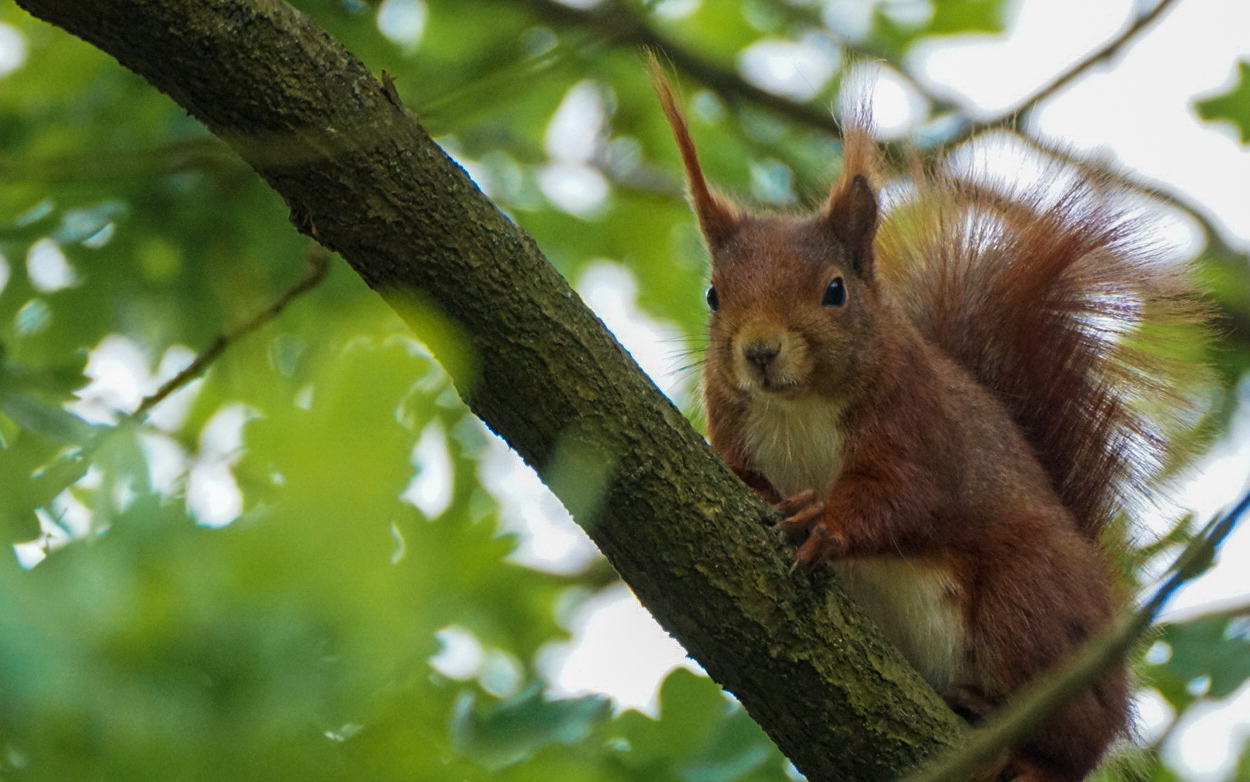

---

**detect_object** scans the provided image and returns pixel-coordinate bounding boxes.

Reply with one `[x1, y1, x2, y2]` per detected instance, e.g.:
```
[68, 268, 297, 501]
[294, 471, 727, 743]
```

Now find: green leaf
[604, 669, 790, 781]
[609, 668, 732, 766]
[869, 0, 1007, 57]
[679, 708, 780, 782]
[1233, 735, 1250, 782]
[0, 392, 97, 445]
[1160, 613, 1250, 700]
[451, 686, 612, 770]
[1196, 61, 1250, 144]
[0, 506, 41, 546]
[927, 0, 1008, 35]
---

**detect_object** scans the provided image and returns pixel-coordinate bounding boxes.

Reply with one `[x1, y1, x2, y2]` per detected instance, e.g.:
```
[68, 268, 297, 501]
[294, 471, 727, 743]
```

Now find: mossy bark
[12, 0, 964, 778]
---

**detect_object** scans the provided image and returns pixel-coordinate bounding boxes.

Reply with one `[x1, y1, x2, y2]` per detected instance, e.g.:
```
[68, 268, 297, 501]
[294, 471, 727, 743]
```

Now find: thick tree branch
[11, 0, 963, 780]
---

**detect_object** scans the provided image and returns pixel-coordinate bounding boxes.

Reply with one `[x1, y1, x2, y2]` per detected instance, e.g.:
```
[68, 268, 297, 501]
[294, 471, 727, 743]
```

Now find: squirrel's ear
[647, 54, 740, 250]
[822, 174, 878, 278]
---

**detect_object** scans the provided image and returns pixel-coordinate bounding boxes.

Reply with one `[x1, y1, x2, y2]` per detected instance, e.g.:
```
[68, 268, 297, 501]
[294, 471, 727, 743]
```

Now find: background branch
[510, 0, 1246, 271]
[131, 244, 330, 420]
[515, 0, 846, 137]
[510, 0, 1250, 369]
[985, 0, 1182, 129]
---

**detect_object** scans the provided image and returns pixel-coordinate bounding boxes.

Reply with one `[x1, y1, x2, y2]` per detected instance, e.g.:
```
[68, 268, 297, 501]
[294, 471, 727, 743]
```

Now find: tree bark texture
[11, 0, 964, 778]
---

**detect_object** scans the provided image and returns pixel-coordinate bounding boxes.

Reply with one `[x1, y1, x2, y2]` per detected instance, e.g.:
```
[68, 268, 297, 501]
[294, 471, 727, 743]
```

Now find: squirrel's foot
[775, 490, 844, 567]
[793, 523, 845, 568]
[942, 685, 996, 725]
[774, 490, 823, 544]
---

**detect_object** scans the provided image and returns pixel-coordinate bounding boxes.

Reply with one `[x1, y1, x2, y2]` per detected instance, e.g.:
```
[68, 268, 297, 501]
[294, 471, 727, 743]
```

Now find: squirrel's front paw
[793, 523, 846, 568]
[775, 490, 844, 567]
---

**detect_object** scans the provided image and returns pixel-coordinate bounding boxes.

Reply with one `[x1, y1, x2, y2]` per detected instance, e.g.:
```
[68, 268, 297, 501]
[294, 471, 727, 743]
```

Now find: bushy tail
[874, 148, 1212, 540]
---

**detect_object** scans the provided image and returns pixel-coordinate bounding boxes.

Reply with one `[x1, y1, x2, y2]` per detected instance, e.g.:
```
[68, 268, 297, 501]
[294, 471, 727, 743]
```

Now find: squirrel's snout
[744, 341, 780, 374]
[734, 333, 806, 393]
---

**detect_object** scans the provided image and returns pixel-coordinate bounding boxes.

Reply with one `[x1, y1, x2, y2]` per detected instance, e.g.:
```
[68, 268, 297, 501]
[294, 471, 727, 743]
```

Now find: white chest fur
[835, 559, 965, 692]
[743, 395, 847, 499]
[742, 394, 966, 693]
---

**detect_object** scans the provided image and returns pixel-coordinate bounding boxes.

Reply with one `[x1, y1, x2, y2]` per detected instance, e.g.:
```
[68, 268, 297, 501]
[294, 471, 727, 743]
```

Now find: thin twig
[509, 0, 1247, 265]
[754, 0, 965, 118]
[902, 491, 1249, 782]
[24, 245, 331, 521]
[1156, 594, 1250, 627]
[131, 244, 331, 420]
[993, 0, 1181, 128]
[515, 0, 845, 137]
[0, 137, 239, 183]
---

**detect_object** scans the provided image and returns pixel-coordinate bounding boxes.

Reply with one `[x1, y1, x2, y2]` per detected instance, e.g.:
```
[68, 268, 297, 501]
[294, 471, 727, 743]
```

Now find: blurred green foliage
[1197, 61, 1250, 144]
[0, 0, 1248, 780]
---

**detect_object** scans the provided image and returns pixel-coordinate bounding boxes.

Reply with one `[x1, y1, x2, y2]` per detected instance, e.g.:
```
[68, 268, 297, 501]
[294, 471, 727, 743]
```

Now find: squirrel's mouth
[734, 357, 808, 397]
[760, 376, 801, 394]
[739, 371, 805, 397]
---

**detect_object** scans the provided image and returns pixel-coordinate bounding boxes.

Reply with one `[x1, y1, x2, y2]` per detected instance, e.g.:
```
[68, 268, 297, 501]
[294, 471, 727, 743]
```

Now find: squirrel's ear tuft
[823, 174, 878, 279]
[647, 53, 740, 250]
[820, 99, 879, 277]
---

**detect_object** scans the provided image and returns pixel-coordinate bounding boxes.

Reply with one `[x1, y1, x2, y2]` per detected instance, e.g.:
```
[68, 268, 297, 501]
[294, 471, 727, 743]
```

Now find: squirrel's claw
[775, 489, 818, 517]
[793, 523, 845, 566]
[775, 489, 843, 567]
[774, 489, 825, 545]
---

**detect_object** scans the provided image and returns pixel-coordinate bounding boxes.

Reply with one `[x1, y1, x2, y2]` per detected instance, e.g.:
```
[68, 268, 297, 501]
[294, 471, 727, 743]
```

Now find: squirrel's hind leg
[942, 684, 996, 725]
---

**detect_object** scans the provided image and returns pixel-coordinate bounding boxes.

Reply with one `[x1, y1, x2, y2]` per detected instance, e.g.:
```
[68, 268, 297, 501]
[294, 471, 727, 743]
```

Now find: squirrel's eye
[823, 277, 847, 307]
[706, 285, 720, 312]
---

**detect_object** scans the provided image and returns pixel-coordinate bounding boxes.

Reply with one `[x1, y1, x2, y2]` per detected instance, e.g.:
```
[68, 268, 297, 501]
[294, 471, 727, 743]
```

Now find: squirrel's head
[649, 59, 883, 404]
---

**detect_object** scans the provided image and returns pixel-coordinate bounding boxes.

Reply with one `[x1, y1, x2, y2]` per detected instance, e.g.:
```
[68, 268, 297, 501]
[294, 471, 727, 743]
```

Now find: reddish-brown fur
[650, 60, 1209, 782]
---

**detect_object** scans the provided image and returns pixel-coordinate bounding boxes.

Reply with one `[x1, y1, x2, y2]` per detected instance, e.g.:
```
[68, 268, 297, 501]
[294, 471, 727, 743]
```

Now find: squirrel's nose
[744, 341, 780, 373]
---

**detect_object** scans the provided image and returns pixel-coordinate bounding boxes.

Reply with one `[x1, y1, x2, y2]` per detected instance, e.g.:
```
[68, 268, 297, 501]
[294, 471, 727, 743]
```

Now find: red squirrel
[651, 67, 1210, 782]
